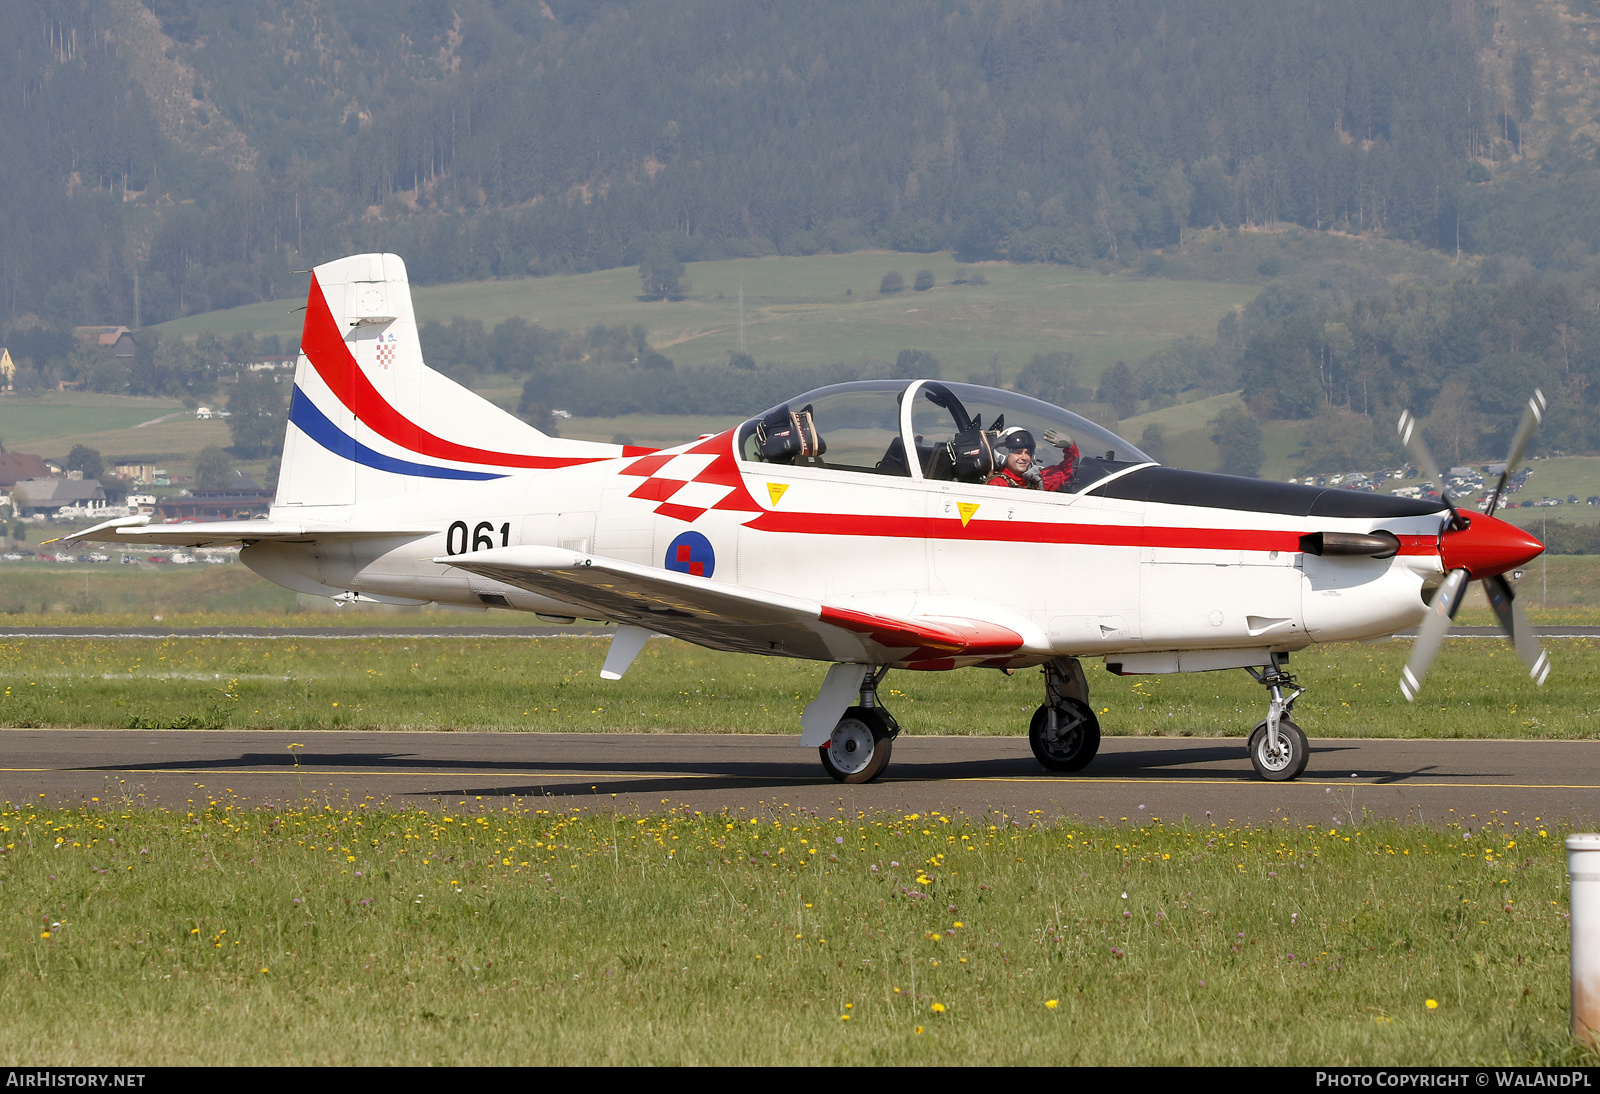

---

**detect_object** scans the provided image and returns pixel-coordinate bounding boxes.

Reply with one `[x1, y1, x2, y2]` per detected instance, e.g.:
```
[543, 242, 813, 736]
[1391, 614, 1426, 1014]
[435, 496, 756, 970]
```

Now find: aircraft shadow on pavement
[72, 744, 1510, 796]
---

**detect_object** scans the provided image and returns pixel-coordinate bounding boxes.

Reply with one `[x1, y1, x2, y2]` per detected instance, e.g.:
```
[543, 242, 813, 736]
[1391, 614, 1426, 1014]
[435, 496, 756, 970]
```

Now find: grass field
[0, 633, 1593, 740]
[0, 799, 1585, 1065]
[0, 390, 236, 469]
[153, 251, 1258, 384]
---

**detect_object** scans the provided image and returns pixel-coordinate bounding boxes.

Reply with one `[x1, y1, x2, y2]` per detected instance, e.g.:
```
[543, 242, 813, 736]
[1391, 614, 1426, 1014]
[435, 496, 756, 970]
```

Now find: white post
[1568, 834, 1600, 1046]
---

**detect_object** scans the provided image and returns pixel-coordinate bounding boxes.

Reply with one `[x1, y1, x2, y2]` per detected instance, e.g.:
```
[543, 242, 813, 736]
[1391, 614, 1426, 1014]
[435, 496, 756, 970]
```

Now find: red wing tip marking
[819, 605, 1023, 656]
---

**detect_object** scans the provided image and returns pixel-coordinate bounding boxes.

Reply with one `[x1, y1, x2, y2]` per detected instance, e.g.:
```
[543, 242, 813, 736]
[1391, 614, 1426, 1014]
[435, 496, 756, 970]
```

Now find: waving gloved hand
[1042, 428, 1073, 450]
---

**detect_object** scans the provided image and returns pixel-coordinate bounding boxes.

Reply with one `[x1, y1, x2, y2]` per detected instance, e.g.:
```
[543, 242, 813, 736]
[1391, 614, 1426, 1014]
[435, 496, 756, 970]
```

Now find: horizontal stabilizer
[60, 515, 427, 548]
[439, 546, 1027, 664]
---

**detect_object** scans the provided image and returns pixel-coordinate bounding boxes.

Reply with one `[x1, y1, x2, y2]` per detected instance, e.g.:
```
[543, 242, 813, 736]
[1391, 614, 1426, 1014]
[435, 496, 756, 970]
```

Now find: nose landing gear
[1244, 653, 1309, 781]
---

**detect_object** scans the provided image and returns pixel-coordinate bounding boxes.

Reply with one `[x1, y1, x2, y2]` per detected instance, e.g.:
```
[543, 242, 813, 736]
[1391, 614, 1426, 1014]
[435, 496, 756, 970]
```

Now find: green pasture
[0, 800, 1584, 1065]
[153, 251, 1257, 383]
[0, 633, 1592, 739]
[0, 391, 228, 466]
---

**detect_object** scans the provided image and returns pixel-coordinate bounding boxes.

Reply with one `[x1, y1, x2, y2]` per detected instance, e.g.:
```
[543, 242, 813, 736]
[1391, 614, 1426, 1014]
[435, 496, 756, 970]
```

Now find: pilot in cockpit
[986, 426, 1079, 491]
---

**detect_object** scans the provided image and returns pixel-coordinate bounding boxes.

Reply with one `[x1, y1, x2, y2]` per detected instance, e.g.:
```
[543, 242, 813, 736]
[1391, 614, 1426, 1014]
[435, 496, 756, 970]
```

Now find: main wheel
[1028, 698, 1101, 772]
[1247, 718, 1309, 781]
[819, 707, 893, 783]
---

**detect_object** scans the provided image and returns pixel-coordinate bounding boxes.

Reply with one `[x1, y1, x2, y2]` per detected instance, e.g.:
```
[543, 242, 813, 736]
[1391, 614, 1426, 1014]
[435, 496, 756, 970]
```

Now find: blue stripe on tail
[289, 387, 505, 481]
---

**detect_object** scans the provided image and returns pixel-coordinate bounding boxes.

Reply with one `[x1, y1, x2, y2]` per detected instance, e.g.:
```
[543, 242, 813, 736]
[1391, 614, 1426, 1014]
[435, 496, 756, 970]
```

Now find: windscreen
[909, 381, 1152, 492]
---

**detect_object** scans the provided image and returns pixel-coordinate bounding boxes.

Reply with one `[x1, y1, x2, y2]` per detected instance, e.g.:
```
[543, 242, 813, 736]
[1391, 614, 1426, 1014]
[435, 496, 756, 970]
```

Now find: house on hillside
[0, 452, 49, 489]
[73, 326, 138, 358]
[11, 477, 107, 518]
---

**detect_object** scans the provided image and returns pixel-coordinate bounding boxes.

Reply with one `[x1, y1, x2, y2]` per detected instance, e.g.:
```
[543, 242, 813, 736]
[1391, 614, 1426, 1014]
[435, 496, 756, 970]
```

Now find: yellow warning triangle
[766, 482, 789, 507]
[957, 501, 980, 527]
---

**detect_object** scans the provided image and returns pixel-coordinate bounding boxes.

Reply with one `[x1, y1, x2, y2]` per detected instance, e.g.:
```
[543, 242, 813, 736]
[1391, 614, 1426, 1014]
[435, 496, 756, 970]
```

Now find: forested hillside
[3, 0, 1499, 329]
[12, 0, 1600, 471]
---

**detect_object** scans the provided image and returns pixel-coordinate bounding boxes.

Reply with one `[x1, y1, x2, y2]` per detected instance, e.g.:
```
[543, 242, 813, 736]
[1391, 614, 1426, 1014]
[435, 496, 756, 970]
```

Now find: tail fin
[275, 253, 633, 518]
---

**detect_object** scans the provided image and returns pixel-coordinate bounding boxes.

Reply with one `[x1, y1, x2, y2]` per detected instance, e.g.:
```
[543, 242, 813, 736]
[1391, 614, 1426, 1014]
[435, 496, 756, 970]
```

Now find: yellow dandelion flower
[1425, 999, 1439, 1010]
[930, 1002, 946, 1014]
[1045, 1000, 1059, 1010]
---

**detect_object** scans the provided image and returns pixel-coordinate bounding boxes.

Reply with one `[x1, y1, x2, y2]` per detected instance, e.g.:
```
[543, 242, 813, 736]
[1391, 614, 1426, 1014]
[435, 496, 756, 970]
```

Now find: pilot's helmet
[996, 427, 1035, 454]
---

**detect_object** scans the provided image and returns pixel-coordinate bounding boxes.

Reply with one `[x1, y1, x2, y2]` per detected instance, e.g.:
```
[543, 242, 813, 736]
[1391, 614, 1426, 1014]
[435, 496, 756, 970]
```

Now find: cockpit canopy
[737, 379, 1153, 494]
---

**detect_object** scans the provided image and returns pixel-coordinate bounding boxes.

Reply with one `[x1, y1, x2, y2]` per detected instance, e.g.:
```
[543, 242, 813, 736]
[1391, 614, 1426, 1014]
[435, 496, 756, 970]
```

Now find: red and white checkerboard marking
[617, 433, 762, 523]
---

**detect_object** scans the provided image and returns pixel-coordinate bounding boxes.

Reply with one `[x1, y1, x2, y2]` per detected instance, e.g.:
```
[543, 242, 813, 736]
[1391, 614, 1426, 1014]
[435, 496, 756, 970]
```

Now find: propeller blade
[1482, 573, 1551, 685]
[1397, 408, 1463, 528]
[1485, 389, 1546, 518]
[1400, 568, 1469, 701]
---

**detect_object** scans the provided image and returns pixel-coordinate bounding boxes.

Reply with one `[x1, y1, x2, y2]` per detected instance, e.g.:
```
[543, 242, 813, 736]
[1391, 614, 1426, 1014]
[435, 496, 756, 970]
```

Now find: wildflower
[1045, 1000, 1059, 1010]
[930, 1003, 946, 1014]
[1426, 999, 1439, 1010]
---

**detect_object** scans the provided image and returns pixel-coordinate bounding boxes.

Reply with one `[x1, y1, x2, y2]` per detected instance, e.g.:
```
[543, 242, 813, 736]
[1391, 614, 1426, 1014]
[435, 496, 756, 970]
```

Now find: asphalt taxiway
[3, 729, 1594, 826]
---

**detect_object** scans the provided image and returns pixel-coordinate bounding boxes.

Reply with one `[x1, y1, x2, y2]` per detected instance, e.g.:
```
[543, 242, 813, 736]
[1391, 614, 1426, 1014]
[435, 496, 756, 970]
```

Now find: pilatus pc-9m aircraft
[64, 253, 1551, 784]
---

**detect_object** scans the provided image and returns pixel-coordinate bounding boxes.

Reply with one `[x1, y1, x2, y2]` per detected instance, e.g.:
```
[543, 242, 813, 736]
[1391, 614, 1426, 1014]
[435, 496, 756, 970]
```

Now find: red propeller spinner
[1437, 511, 1545, 580]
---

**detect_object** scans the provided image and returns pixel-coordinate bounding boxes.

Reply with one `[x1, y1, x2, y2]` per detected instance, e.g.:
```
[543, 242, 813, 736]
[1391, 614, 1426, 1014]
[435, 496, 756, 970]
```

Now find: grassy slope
[0, 391, 230, 466]
[0, 802, 1583, 1065]
[154, 251, 1258, 383]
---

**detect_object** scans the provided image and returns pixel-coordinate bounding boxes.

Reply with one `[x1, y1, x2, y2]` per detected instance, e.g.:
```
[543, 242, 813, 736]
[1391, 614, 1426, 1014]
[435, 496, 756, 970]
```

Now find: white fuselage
[246, 430, 1438, 667]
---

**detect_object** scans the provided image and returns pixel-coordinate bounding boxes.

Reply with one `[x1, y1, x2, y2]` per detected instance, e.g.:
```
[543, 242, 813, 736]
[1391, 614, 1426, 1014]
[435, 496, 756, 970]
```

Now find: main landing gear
[818, 667, 901, 783]
[1244, 653, 1309, 781]
[1028, 657, 1102, 771]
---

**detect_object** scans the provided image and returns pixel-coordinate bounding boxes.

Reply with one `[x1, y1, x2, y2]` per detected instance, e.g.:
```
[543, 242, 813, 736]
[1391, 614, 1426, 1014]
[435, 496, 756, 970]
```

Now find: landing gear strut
[1244, 653, 1309, 781]
[1029, 657, 1101, 772]
[818, 666, 900, 783]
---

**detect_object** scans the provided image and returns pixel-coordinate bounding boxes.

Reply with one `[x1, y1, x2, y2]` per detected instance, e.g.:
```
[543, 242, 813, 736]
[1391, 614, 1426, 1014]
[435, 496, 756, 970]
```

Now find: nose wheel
[1244, 654, 1309, 781]
[1248, 717, 1308, 781]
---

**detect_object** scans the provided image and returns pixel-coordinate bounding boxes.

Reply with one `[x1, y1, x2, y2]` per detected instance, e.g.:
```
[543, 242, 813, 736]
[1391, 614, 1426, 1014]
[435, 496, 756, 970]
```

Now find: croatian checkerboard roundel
[665, 531, 715, 578]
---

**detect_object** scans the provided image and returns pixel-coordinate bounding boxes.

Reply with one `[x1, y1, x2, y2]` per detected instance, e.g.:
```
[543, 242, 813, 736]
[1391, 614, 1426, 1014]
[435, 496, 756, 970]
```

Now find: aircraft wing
[55, 515, 427, 548]
[439, 545, 1029, 665]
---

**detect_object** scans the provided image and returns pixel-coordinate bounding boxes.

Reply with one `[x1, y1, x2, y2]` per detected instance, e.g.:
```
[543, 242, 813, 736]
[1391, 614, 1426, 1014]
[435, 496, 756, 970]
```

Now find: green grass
[0, 560, 572, 625]
[1494, 459, 1600, 528]
[1, 634, 1594, 739]
[0, 800, 1585, 1065]
[153, 251, 1258, 384]
[0, 391, 229, 465]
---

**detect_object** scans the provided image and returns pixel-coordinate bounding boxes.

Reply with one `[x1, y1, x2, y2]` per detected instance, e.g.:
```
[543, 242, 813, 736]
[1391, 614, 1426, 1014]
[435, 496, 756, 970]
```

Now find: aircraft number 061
[445, 520, 510, 555]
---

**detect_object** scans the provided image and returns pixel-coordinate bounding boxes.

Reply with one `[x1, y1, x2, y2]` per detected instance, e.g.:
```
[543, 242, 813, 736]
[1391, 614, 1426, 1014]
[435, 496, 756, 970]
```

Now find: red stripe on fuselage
[745, 509, 1435, 555]
[301, 274, 607, 471]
